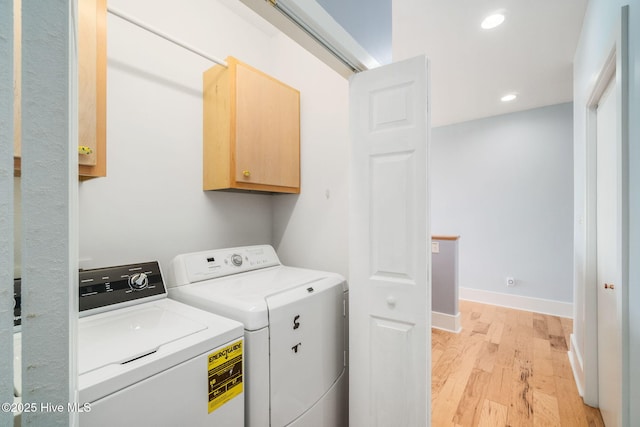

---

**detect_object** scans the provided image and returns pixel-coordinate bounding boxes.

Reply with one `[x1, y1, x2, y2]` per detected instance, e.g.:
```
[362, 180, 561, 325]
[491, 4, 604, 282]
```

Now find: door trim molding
[581, 5, 629, 419]
[569, 334, 585, 397]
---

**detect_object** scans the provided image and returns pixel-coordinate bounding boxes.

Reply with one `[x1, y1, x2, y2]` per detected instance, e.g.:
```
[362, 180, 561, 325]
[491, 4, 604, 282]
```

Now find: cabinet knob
[604, 283, 615, 290]
[242, 170, 251, 178]
[78, 145, 93, 155]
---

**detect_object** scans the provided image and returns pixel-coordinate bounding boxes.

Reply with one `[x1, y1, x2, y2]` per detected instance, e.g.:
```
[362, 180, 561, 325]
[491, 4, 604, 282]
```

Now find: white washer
[13, 262, 244, 426]
[167, 245, 348, 427]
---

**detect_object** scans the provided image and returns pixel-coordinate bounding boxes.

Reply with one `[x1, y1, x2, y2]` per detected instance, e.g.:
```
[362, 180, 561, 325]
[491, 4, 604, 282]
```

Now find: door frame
[582, 4, 629, 422]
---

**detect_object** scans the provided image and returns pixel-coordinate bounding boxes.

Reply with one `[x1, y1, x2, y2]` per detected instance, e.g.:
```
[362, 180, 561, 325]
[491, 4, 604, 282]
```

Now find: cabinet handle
[604, 283, 615, 290]
[78, 145, 93, 155]
[242, 170, 251, 178]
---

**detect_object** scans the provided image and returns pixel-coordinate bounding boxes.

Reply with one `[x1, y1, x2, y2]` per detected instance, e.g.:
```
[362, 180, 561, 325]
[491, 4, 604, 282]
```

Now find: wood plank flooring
[432, 300, 605, 426]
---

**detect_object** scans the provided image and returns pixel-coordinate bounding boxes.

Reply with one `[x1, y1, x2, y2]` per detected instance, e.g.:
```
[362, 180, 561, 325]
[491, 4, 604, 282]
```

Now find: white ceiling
[239, 0, 589, 128]
[393, 0, 589, 127]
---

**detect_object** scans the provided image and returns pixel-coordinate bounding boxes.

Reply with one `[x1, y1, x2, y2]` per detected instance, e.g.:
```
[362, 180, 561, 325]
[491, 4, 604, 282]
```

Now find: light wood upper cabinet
[203, 57, 300, 193]
[78, 0, 107, 177]
[13, 0, 107, 179]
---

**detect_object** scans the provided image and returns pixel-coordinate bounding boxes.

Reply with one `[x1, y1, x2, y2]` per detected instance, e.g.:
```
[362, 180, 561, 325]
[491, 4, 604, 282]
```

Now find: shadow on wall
[109, 59, 202, 98]
[270, 193, 300, 250]
[202, 190, 277, 246]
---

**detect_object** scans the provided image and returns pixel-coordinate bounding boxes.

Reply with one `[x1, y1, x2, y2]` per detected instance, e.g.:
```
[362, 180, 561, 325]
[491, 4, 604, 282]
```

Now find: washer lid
[168, 266, 346, 331]
[79, 305, 204, 374]
[78, 298, 243, 403]
[16, 318, 185, 396]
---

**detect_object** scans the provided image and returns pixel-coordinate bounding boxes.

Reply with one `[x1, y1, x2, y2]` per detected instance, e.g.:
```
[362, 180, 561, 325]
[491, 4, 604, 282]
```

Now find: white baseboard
[459, 287, 573, 318]
[568, 333, 585, 397]
[431, 311, 461, 333]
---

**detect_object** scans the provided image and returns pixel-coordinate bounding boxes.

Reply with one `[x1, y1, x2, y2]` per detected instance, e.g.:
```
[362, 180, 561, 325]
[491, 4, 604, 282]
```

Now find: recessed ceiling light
[481, 13, 505, 30]
[501, 93, 517, 102]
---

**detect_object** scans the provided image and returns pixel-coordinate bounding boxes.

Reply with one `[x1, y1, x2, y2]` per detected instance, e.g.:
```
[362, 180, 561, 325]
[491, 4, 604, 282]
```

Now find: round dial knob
[231, 254, 243, 267]
[129, 272, 149, 291]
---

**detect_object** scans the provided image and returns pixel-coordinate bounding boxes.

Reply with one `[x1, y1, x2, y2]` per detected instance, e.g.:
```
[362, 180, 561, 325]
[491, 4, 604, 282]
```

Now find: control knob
[231, 254, 243, 267]
[129, 272, 149, 291]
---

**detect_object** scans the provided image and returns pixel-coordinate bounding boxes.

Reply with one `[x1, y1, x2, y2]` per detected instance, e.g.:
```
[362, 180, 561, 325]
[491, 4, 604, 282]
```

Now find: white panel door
[596, 77, 622, 427]
[349, 55, 430, 427]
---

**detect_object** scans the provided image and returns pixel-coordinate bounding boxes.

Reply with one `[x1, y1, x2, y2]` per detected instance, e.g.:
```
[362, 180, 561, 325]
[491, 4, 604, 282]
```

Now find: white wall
[270, 38, 350, 278]
[573, 0, 640, 422]
[75, 0, 349, 275]
[431, 103, 574, 305]
[0, 0, 15, 421]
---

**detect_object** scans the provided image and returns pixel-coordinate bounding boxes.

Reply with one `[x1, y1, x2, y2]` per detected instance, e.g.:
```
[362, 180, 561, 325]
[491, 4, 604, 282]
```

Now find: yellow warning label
[208, 339, 243, 414]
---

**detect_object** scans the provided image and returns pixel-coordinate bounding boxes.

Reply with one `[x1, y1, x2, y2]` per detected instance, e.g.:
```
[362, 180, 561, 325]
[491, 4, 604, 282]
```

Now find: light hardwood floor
[432, 300, 605, 426]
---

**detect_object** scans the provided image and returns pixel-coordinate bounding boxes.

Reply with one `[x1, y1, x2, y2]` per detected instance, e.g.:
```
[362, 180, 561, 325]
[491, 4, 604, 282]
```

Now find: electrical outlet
[506, 276, 515, 287]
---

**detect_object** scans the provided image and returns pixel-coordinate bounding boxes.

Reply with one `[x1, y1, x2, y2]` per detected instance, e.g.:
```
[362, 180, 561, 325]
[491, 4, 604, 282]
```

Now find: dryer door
[267, 278, 345, 426]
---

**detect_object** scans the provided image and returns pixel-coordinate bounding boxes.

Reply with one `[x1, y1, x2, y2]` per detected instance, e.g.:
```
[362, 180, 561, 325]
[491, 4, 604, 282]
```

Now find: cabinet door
[78, 0, 107, 176]
[13, 0, 106, 178]
[234, 62, 300, 189]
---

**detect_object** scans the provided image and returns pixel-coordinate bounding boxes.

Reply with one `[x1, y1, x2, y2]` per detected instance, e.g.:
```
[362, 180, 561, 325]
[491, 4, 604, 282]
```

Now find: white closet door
[349, 55, 430, 427]
[596, 75, 622, 427]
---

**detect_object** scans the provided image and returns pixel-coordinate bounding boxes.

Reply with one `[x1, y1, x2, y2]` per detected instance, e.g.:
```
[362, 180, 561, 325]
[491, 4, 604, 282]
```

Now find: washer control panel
[13, 262, 166, 322]
[13, 279, 21, 329]
[79, 261, 165, 312]
[170, 245, 281, 286]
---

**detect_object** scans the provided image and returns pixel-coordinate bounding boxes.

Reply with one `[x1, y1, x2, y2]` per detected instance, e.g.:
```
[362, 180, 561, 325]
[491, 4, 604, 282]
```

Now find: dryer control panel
[169, 245, 281, 287]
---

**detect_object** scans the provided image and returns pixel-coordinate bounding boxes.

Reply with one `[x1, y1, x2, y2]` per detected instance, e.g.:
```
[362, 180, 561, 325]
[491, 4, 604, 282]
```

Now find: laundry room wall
[76, 0, 349, 274]
[430, 103, 574, 310]
[572, 0, 640, 417]
[269, 41, 350, 279]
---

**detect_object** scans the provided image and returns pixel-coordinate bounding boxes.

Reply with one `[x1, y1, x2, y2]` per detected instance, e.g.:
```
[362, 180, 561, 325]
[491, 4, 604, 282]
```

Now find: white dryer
[13, 262, 245, 427]
[167, 245, 348, 427]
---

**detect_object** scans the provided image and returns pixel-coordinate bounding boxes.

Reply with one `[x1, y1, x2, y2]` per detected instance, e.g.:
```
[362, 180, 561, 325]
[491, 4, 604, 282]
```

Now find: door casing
[579, 5, 630, 424]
